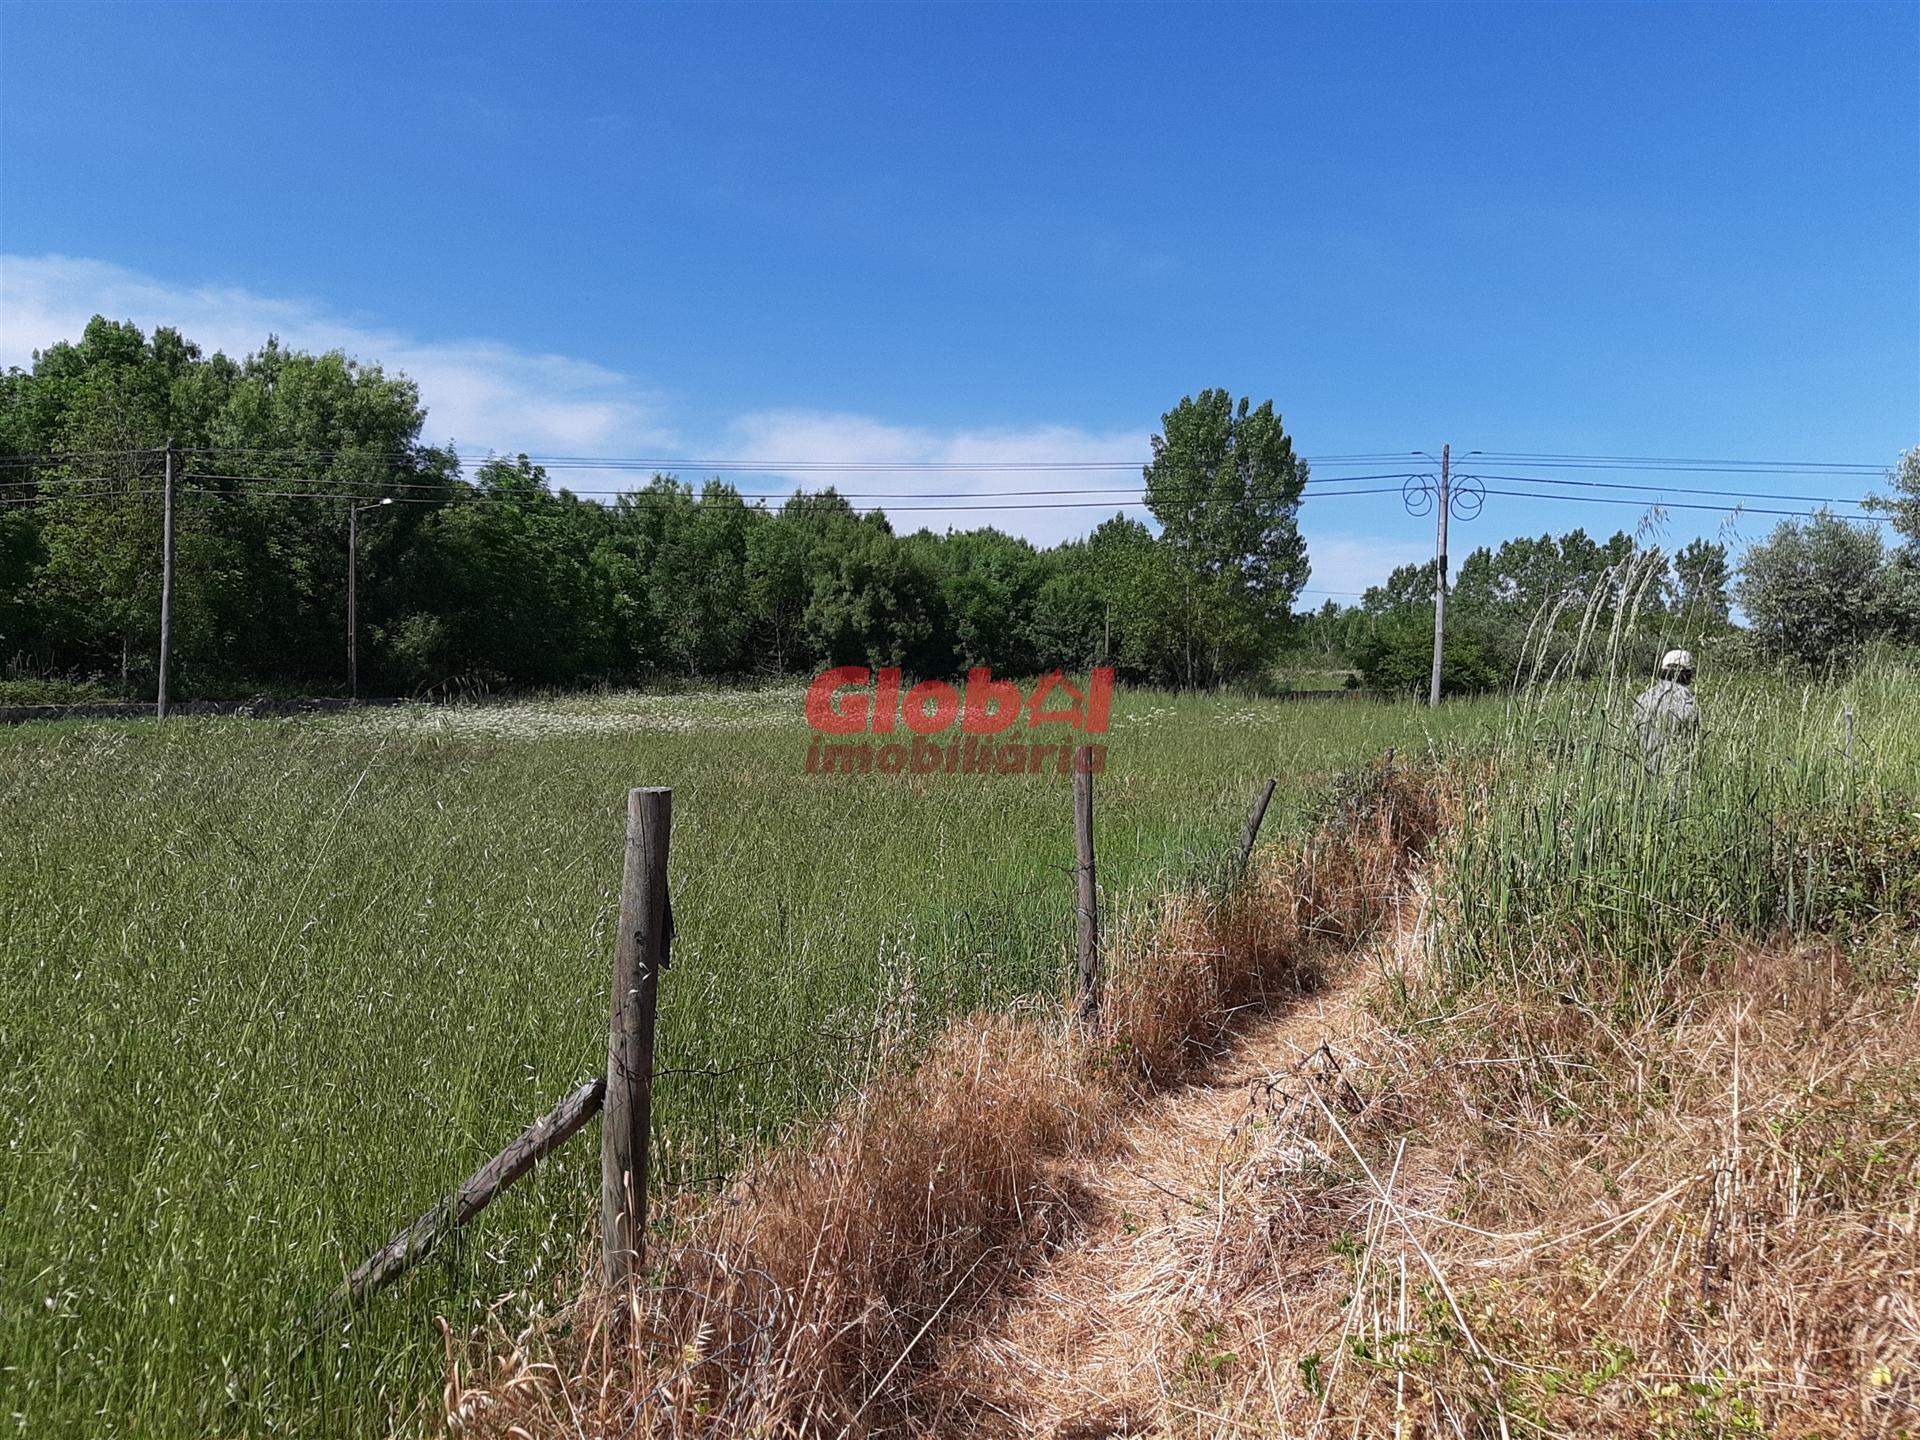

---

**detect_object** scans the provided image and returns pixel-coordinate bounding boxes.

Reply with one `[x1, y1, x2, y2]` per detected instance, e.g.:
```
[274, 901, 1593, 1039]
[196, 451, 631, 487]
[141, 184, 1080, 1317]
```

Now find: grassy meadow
[0, 685, 1491, 1438]
[439, 654, 1920, 1439]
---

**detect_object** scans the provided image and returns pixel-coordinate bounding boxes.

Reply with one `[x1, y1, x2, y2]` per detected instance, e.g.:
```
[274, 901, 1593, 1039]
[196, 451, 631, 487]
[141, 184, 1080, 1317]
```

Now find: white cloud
[724, 409, 1149, 545]
[0, 254, 676, 456]
[0, 254, 1421, 596]
[1295, 530, 1432, 602]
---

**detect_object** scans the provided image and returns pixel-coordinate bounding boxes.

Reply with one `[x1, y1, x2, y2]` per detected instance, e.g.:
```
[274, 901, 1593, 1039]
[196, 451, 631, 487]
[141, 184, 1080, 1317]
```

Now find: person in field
[1634, 648, 1701, 779]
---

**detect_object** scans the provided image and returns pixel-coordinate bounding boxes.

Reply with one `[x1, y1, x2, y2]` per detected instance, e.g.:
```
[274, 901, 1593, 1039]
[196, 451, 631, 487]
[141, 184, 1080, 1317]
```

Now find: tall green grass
[0, 686, 1488, 1437]
[1439, 650, 1920, 1009]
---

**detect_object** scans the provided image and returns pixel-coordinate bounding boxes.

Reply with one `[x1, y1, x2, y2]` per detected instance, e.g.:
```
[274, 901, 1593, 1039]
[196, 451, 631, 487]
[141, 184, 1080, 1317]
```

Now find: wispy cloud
[1298, 533, 1432, 601]
[725, 409, 1149, 544]
[0, 254, 676, 456]
[0, 254, 1414, 594]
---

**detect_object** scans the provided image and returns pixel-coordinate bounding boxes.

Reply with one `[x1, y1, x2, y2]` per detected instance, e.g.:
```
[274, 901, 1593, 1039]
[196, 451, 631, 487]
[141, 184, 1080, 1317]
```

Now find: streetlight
[348, 498, 393, 701]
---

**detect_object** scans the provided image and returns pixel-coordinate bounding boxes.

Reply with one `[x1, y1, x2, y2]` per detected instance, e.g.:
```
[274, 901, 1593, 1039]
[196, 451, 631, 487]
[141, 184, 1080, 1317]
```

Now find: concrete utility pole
[157, 441, 177, 719]
[1427, 443, 1450, 708]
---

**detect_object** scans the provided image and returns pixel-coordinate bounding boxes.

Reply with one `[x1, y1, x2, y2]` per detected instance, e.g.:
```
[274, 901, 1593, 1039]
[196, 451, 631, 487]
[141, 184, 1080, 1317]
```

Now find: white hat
[1661, 649, 1695, 672]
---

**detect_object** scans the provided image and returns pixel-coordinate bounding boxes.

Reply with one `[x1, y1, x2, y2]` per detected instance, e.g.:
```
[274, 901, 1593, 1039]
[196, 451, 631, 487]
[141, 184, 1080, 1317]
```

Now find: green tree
[1865, 446, 1920, 546]
[394, 457, 609, 687]
[802, 523, 940, 672]
[1027, 559, 1106, 674]
[1143, 390, 1308, 687]
[744, 510, 818, 672]
[1085, 514, 1184, 682]
[1866, 447, 1920, 642]
[1351, 612, 1503, 696]
[913, 527, 1042, 673]
[1, 317, 456, 694]
[0, 509, 46, 666]
[1672, 538, 1732, 621]
[1362, 559, 1439, 615]
[1736, 511, 1891, 669]
[634, 479, 758, 677]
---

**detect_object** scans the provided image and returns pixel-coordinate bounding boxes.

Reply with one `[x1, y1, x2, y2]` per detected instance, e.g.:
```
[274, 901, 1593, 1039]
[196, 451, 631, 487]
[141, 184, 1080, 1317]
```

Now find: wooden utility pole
[347, 497, 391, 701]
[1235, 778, 1278, 869]
[348, 504, 360, 702]
[603, 787, 671, 1294]
[1427, 443, 1451, 708]
[1074, 748, 1101, 1022]
[157, 441, 177, 719]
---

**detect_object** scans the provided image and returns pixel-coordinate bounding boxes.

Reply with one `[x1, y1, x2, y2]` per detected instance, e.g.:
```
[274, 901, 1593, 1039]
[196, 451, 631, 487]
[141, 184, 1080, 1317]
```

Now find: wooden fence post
[603, 787, 671, 1295]
[1235, 778, 1278, 869]
[1074, 747, 1101, 1023]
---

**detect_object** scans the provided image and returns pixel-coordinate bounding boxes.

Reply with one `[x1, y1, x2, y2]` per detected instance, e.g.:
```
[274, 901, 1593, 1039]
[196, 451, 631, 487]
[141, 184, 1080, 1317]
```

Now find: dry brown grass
[1083, 928, 1920, 1439]
[442, 760, 1916, 1439]
[441, 760, 1442, 1438]
[1100, 758, 1440, 1091]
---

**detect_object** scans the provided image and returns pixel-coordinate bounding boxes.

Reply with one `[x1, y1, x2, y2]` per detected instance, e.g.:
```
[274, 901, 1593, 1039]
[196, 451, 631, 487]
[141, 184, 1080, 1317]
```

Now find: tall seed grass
[1443, 574, 1920, 1009]
[0, 686, 1488, 1438]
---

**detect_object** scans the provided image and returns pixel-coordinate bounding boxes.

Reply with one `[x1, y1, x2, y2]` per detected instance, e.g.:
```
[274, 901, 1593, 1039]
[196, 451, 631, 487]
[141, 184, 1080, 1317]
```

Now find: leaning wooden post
[603, 787, 671, 1295]
[1074, 747, 1101, 1023]
[320, 1076, 605, 1320]
[1235, 778, 1278, 869]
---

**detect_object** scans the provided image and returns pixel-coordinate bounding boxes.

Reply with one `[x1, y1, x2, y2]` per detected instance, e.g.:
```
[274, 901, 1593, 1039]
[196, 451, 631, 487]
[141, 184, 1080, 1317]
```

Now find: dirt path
[921, 898, 1427, 1439]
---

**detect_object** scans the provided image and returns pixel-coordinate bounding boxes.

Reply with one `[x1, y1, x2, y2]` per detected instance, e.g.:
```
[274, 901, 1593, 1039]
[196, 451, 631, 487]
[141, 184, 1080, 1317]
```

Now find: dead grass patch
[1118, 933, 1920, 1439]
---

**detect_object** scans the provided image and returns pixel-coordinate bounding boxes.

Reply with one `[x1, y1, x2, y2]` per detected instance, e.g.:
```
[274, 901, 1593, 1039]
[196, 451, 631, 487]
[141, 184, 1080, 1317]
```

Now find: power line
[1471, 451, 1886, 474]
[0, 448, 168, 465]
[1466, 472, 1876, 506]
[6, 477, 1889, 523]
[0, 487, 162, 507]
[7, 443, 1891, 473]
[168, 474, 1428, 503]
[2, 444, 1896, 519]
[0, 469, 1424, 503]
[0, 447, 1414, 473]
[15, 455, 1884, 508]
[173, 485, 1356, 515]
[1473, 486, 1882, 521]
[473, 455, 1403, 473]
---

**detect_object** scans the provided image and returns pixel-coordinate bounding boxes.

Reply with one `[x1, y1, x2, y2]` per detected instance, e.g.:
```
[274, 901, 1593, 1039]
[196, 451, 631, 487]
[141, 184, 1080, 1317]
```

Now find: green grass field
[0, 686, 1491, 1438]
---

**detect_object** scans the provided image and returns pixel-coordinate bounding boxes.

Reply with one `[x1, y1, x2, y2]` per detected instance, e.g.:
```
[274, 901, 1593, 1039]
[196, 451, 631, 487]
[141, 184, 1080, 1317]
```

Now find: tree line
[0, 320, 1310, 698]
[3, 318, 1915, 702]
[1301, 528, 1735, 694]
[1307, 452, 1920, 693]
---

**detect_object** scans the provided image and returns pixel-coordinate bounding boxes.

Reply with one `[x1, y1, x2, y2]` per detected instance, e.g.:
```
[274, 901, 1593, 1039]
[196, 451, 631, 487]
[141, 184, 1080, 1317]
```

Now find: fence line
[325, 765, 1284, 1324]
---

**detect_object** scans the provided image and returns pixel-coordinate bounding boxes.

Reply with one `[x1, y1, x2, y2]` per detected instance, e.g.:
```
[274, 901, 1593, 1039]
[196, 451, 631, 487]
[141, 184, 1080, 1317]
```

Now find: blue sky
[2, 1, 1915, 599]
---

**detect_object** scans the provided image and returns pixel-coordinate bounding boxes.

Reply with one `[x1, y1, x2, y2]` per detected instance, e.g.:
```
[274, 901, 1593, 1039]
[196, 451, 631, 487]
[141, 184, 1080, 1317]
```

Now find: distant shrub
[1350, 614, 1505, 697]
[0, 676, 121, 705]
